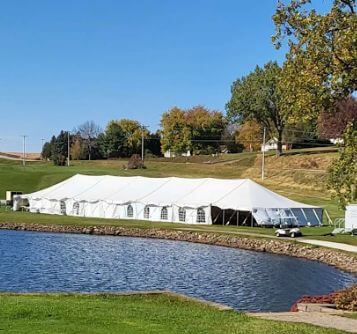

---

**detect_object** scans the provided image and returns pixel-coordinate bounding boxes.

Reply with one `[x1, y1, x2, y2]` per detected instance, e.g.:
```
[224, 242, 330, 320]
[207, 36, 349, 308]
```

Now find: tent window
[161, 207, 168, 220]
[127, 204, 133, 218]
[144, 206, 150, 219]
[60, 200, 66, 215]
[196, 208, 205, 223]
[73, 202, 79, 215]
[178, 207, 186, 222]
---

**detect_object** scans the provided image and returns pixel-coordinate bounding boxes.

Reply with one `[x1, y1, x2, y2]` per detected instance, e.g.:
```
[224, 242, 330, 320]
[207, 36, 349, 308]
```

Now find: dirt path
[177, 227, 357, 254]
[298, 239, 357, 253]
[250, 312, 357, 333]
[0, 153, 39, 161]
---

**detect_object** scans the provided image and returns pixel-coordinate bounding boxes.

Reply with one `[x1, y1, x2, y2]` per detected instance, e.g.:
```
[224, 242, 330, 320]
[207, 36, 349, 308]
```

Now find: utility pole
[22, 135, 27, 167]
[67, 131, 70, 167]
[261, 127, 266, 180]
[141, 130, 144, 160]
[41, 138, 45, 160]
[141, 125, 148, 161]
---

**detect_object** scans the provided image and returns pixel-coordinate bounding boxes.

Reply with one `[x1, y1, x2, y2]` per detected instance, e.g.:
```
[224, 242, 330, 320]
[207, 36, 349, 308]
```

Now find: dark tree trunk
[276, 128, 283, 156]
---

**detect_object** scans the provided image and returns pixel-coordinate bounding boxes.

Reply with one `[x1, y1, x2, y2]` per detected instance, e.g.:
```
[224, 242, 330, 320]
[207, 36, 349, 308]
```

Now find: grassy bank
[0, 293, 346, 334]
[1, 208, 356, 246]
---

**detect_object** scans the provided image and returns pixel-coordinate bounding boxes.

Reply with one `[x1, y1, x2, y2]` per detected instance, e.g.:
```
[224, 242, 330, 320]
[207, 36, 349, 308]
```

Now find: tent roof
[24, 174, 319, 211]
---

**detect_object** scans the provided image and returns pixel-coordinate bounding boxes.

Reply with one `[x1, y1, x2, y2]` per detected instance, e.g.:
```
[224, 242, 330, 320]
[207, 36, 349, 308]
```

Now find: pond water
[0, 230, 355, 311]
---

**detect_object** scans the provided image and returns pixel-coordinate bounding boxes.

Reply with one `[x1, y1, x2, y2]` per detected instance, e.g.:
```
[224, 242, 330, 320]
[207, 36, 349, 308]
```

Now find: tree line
[42, 120, 161, 165]
[42, 93, 356, 165]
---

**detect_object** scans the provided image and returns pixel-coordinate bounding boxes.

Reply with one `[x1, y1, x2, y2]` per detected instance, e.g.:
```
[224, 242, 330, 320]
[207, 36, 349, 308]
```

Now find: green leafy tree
[328, 122, 357, 209]
[41, 140, 53, 160]
[283, 121, 319, 149]
[51, 131, 70, 166]
[226, 61, 285, 155]
[160, 106, 225, 155]
[116, 119, 147, 156]
[160, 107, 193, 155]
[273, 0, 357, 122]
[99, 119, 149, 158]
[99, 121, 126, 158]
[186, 106, 225, 154]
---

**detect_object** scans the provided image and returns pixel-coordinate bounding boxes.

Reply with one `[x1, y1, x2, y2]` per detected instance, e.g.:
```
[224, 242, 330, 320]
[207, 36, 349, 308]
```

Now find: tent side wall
[20, 197, 212, 225]
[252, 207, 323, 226]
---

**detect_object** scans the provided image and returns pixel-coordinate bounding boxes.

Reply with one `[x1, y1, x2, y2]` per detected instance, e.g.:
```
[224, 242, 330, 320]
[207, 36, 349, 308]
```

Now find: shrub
[334, 285, 357, 311]
[126, 154, 145, 169]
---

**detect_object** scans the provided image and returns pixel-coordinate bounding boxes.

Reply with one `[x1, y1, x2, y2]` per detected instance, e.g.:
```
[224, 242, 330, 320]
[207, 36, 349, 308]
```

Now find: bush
[334, 285, 357, 311]
[126, 154, 145, 169]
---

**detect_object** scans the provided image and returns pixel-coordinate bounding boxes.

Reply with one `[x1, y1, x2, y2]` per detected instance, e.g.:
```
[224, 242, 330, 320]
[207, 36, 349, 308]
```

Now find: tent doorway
[211, 207, 255, 226]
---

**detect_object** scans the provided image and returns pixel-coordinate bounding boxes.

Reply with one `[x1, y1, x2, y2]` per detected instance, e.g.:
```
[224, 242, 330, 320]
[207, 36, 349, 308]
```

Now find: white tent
[14, 174, 323, 226]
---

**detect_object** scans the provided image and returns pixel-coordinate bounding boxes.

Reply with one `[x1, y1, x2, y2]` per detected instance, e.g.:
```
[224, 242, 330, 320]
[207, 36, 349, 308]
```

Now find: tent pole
[325, 210, 333, 226]
[227, 210, 236, 225]
[236, 210, 239, 227]
[222, 209, 225, 225]
[312, 209, 322, 226]
[251, 212, 253, 227]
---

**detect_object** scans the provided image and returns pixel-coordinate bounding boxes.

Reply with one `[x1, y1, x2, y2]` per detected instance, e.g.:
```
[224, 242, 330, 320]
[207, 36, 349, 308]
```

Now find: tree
[186, 106, 225, 154]
[145, 131, 162, 156]
[41, 141, 52, 160]
[226, 61, 286, 155]
[160, 106, 225, 155]
[71, 136, 85, 160]
[318, 96, 357, 139]
[99, 119, 147, 158]
[221, 124, 244, 153]
[235, 121, 262, 151]
[51, 131, 70, 166]
[160, 107, 192, 155]
[283, 121, 318, 149]
[75, 121, 102, 160]
[115, 119, 146, 156]
[328, 122, 357, 209]
[99, 121, 126, 158]
[273, 0, 357, 122]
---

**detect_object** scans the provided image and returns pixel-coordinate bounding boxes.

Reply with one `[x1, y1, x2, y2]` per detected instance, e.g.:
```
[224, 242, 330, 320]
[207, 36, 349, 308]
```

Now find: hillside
[0, 148, 343, 220]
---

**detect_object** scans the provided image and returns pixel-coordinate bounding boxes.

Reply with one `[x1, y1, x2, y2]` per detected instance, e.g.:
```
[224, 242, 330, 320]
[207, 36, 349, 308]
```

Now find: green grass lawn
[0, 293, 347, 334]
[1, 208, 356, 246]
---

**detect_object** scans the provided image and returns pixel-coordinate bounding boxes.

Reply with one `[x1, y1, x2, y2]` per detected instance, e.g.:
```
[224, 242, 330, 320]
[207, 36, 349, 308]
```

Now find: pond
[0, 230, 355, 311]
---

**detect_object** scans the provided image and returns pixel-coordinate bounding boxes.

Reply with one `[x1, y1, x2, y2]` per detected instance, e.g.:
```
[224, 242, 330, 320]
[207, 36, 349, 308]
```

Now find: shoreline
[1, 221, 356, 274]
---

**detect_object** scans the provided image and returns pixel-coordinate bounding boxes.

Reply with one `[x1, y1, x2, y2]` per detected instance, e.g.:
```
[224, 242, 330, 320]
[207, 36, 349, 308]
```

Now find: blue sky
[0, 0, 325, 152]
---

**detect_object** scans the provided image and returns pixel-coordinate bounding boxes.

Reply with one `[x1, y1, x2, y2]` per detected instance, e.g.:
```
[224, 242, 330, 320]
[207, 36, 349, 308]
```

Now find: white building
[261, 138, 287, 152]
[164, 149, 191, 158]
[345, 204, 357, 230]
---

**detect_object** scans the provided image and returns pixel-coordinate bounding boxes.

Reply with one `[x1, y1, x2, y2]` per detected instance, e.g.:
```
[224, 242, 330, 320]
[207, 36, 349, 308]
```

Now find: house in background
[164, 149, 191, 158]
[329, 138, 343, 145]
[261, 138, 287, 152]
